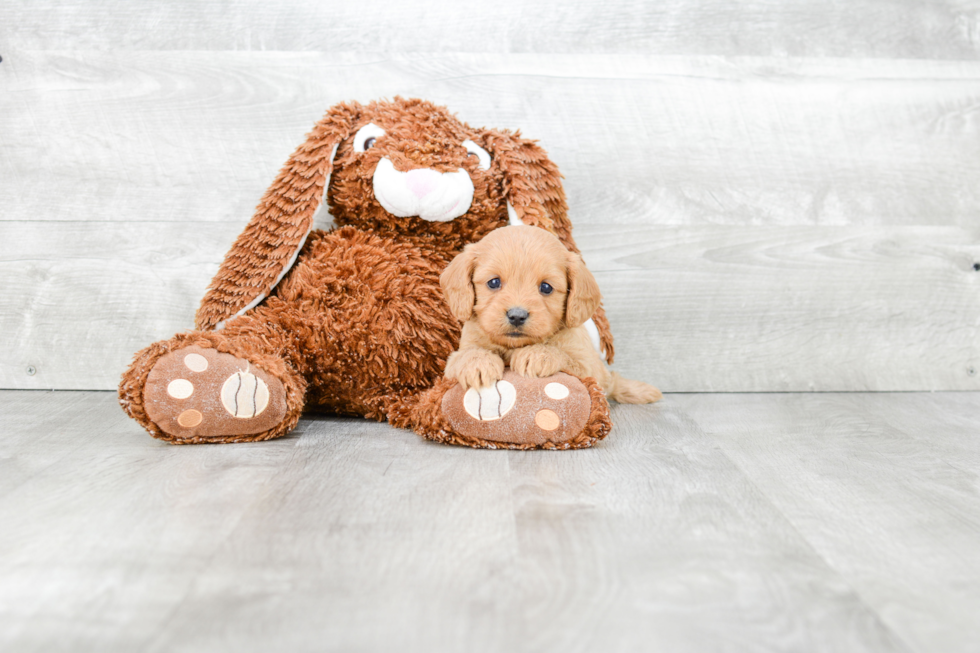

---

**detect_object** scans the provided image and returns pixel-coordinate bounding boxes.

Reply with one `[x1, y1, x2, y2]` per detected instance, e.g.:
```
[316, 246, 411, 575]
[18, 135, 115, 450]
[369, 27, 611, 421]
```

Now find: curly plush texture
[120, 98, 617, 449]
[193, 98, 614, 360]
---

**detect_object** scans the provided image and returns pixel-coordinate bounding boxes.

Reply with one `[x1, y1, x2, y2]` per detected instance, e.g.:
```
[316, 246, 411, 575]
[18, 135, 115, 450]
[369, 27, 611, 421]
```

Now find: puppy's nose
[506, 307, 529, 327]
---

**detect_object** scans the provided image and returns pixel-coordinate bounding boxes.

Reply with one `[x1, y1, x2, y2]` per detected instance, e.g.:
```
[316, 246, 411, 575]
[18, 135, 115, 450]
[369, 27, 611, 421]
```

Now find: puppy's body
[441, 226, 661, 404]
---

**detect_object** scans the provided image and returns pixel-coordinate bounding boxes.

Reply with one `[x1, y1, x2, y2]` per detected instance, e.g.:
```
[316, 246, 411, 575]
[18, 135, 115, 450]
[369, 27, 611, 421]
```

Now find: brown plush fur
[119, 98, 617, 447]
[193, 98, 613, 359]
[442, 226, 662, 404]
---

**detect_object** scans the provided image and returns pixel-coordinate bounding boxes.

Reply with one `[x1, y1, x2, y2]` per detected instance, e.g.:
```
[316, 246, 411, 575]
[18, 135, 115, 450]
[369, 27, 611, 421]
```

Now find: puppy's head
[440, 226, 601, 348]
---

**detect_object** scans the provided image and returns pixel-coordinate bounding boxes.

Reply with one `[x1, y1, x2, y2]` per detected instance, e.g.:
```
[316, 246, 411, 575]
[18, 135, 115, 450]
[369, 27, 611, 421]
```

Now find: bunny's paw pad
[442, 371, 593, 448]
[143, 346, 286, 439]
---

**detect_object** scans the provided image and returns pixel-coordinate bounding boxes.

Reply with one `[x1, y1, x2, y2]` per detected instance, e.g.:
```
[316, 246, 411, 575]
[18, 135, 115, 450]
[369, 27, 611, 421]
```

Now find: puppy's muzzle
[373, 158, 474, 222]
[506, 307, 529, 327]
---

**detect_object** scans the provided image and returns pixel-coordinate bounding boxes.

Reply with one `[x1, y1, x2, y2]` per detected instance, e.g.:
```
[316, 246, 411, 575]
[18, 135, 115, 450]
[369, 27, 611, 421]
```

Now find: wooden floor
[1, 390, 979, 652]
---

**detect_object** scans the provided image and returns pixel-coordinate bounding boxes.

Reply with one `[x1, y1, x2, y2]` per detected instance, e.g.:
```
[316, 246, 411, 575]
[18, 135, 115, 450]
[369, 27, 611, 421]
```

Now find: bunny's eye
[353, 123, 386, 153]
[462, 139, 491, 171]
[487, 278, 501, 290]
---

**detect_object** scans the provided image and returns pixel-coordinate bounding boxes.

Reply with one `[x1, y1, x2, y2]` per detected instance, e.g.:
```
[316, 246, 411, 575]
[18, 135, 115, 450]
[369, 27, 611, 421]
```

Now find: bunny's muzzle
[373, 157, 474, 222]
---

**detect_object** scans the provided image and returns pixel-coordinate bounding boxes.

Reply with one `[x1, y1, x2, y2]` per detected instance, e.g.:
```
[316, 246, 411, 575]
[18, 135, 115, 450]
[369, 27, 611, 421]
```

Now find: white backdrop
[2, 1, 979, 391]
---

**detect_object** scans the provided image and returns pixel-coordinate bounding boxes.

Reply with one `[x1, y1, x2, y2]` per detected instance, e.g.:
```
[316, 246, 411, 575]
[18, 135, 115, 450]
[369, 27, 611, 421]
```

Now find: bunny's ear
[479, 129, 573, 245]
[480, 128, 616, 362]
[195, 102, 361, 330]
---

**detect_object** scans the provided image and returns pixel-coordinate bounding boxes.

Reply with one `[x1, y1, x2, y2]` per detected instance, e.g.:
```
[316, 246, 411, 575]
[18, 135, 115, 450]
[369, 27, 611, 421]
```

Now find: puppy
[440, 225, 662, 404]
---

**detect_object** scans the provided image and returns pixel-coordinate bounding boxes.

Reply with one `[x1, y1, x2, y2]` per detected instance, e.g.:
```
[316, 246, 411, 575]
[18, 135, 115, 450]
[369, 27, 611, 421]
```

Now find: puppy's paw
[510, 345, 566, 379]
[445, 348, 505, 390]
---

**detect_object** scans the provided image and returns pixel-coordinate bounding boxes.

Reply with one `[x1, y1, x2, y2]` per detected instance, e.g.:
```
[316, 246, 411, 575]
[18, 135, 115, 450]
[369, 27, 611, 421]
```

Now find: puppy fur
[441, 226, 662, 404]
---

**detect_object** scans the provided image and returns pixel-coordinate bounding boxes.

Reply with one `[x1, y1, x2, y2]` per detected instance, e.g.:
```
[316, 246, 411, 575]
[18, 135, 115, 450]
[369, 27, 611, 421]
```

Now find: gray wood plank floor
[1, 390, 977, 652]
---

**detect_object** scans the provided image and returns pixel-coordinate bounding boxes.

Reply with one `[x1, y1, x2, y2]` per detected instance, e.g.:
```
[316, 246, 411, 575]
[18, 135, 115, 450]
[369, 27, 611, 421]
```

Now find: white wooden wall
[2, 1, 979, 392]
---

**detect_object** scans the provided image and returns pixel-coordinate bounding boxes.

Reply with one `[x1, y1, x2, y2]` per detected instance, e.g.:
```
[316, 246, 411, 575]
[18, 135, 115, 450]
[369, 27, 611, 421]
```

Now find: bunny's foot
[397, 370, 612, 450]
[121, 334, 305, 444]
[140, 346, 287, 441]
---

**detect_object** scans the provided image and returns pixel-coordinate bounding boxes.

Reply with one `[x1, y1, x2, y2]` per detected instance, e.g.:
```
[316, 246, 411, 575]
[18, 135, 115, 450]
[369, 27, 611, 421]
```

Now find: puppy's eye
[487, 278, 501, 290]
[353, 123, 386, 153]
[462, 139, 491, 171]
[539, 282, 553, 295]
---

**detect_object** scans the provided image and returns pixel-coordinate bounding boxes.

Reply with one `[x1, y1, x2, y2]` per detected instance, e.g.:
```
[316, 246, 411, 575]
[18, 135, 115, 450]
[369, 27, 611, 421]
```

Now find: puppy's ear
[565, 252, 602, 329]
[196, 101, 362, 330]
[440, 245, 478, 323]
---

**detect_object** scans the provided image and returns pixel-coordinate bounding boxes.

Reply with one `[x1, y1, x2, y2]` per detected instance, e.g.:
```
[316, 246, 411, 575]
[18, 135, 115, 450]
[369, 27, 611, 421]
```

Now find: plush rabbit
[119, 98, 614, 449]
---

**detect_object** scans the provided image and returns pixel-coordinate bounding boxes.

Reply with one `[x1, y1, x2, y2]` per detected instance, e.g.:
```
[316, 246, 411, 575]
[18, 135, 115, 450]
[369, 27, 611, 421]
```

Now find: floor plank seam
[673, 402, 920, 653]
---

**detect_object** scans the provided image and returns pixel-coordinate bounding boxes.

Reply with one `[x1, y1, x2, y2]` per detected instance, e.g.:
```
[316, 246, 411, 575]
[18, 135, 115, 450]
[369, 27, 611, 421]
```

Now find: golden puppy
[440, 225, 662, 404]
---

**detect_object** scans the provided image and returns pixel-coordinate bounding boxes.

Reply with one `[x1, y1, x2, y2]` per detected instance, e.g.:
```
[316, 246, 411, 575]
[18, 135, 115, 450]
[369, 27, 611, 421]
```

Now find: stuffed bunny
[119, 98, 614, 449]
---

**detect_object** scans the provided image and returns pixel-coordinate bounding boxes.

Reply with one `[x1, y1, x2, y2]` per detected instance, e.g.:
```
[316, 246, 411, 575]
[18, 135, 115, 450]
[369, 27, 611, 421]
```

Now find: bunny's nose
[506, 308, 529, 327]
[405, 168, 440, 198]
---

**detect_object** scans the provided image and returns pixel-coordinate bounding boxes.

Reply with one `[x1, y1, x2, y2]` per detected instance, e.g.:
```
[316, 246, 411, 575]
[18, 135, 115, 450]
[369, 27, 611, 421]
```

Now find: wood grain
[584, 224, 980, 392]
[840, 392, 980, 474]
[4, 0, 980, 59]
[0, 389, 938, 652]
[3, 51, 980, 227]
[3, 24, 980, 394]
[0, 221, 227, 390]
[503, 403, 908, 652]
[674, 391, 980, 653]
[4, 221, 976, 392]
[0, 391, 303, 651]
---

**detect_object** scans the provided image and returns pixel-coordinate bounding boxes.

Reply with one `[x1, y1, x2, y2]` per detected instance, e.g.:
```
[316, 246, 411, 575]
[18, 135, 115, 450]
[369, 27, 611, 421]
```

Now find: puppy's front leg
[445, 348, 505, 390]
[510, 345, 571, 379]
